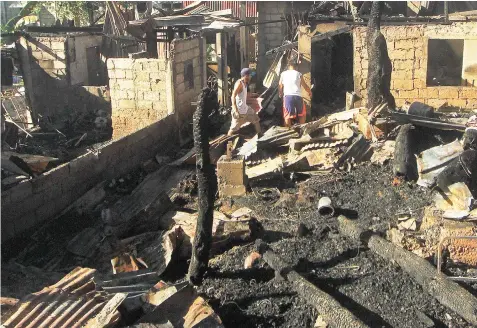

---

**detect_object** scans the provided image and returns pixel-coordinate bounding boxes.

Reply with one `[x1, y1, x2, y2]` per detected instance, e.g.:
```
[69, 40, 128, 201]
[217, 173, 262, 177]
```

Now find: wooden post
[298, 26, 312, 121]
[239, 1, 249, 68]
[188, 88, 218, 285]
[146, 31, 158, 58]
[216, 32, 229, 106]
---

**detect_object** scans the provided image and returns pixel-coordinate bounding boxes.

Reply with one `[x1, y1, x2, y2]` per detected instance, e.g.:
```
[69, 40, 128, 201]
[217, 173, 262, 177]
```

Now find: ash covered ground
[2, 161, 475, 328]
[195, 162, 475, 328]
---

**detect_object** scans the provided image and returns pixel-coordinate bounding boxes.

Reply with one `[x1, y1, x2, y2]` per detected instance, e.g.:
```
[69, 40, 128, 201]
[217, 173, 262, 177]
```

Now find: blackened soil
[196, 162, 473, 328]
[3, 160, 475, 328]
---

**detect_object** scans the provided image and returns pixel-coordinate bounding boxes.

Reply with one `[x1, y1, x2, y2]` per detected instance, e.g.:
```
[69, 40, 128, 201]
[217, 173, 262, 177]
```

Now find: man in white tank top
[227, 68, 261, 136]
[279, 60, 312, 127]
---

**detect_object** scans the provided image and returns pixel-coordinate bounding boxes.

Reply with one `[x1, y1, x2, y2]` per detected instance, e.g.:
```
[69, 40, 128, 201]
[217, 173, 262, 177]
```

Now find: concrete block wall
[107, 36, 206, 141]
[1, 114, 178, 242]
[257, 1, 288, 84]
[69, 35, 104, 85]
[17, 33, 105, 119]
[18, 35, 68, 118]
[353, 22, 477, 110]
[171, 37, 206, 130]
[107, 58, 171, 139]
[256, 2, 311, 84]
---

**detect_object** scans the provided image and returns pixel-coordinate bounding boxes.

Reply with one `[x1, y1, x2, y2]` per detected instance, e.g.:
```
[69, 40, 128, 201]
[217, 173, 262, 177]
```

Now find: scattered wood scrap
[170, 134, 237, 166]
[140, 281, 224, 327]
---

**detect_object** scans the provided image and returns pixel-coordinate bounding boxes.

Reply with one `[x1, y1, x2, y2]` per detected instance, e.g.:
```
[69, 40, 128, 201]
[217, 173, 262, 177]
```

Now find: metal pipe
[317, 197, 335, 216]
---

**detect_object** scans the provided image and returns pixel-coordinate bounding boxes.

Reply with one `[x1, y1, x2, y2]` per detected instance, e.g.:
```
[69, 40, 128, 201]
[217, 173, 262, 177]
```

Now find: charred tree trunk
[367, 1, 396, 109]
[188, 88, 219, 285]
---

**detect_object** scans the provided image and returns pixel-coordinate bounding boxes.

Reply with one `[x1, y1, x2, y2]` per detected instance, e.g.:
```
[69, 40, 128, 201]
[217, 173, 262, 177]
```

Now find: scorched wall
[1, 114, 178, 242]
[17, 33, 105, 119]
[353, 22, 477, 110]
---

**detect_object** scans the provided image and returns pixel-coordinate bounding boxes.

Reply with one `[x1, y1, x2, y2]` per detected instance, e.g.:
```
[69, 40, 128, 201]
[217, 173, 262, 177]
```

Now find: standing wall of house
[107, 36, 206, 140]
[18, 35, 68, 118]
[1, 113, 178, 243]
[353, 22, 477, 110]
[171, 36, 206, 140]
[256, 2, 288, 84]
[107, 58, 171, 139]
[68, 35, 104, 85]
[17, 33, 106, 119]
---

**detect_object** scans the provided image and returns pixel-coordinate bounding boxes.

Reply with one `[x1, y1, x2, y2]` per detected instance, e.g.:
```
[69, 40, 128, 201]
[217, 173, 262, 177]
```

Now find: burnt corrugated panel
[2, 267, 124, 328]
[301, 139, 349, 152]
[182, 1, 257, 17]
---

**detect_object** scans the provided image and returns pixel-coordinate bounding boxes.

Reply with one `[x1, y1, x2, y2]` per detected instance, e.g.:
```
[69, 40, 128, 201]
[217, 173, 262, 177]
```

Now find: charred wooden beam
[391, 111, 466, 131]
[146, 31, 158, 58]
[256, 240, 367, 328]
[187, 88, 219, 285]
[366, 1, 396, 109]
[393, 124, 418, 180]
[337, 216, 477, 326]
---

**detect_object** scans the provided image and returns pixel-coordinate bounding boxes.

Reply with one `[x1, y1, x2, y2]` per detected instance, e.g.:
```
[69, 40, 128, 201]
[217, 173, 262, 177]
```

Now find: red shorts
[283, 95, 306, 120]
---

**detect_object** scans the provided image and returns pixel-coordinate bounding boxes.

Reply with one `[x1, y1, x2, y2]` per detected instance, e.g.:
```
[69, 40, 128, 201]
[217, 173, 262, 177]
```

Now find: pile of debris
[1, 266, 224, 328]
[1, 86, 112, 190]
[173, 94, 477, 272]
[2, 146, 263, 326]
[3, 95, 476, 326]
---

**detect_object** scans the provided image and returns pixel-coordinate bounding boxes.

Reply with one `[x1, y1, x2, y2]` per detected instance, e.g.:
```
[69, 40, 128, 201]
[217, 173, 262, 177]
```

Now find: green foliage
[42, 1, 91, 26]
[2, 1, 41, 33]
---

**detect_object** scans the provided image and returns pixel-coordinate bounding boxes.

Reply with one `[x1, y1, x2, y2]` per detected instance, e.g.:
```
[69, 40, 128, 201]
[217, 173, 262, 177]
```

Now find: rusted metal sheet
[2, 267, 125, 328]
[335, 134, 371, 168]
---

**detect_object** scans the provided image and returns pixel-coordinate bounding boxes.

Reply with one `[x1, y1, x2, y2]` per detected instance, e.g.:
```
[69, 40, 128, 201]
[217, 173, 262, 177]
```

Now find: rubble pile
[4, 94, 476, 327]
[1, 90, 112, 190]
[3, 2, 477, 326]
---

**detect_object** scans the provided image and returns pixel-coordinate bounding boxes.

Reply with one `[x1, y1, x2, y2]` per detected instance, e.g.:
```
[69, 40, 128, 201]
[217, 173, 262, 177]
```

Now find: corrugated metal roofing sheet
[301, 139, 349, 152]
[2, 267, 125, 328]
[183, 1, 257, 18]
[186, 4, 211, 15]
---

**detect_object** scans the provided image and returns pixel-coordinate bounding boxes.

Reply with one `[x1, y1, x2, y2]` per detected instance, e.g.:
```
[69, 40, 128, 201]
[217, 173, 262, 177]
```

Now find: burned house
[1, 2, 244, 242]
[353, 21, 477, 109]
[17, 32, 109, 120]
[261, 4, 477, 116]
[2, 2, 477, 328]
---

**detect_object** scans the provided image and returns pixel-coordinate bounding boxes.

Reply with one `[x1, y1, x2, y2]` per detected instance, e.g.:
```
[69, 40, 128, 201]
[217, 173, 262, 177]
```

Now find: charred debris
[2, 1, 477, 328]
